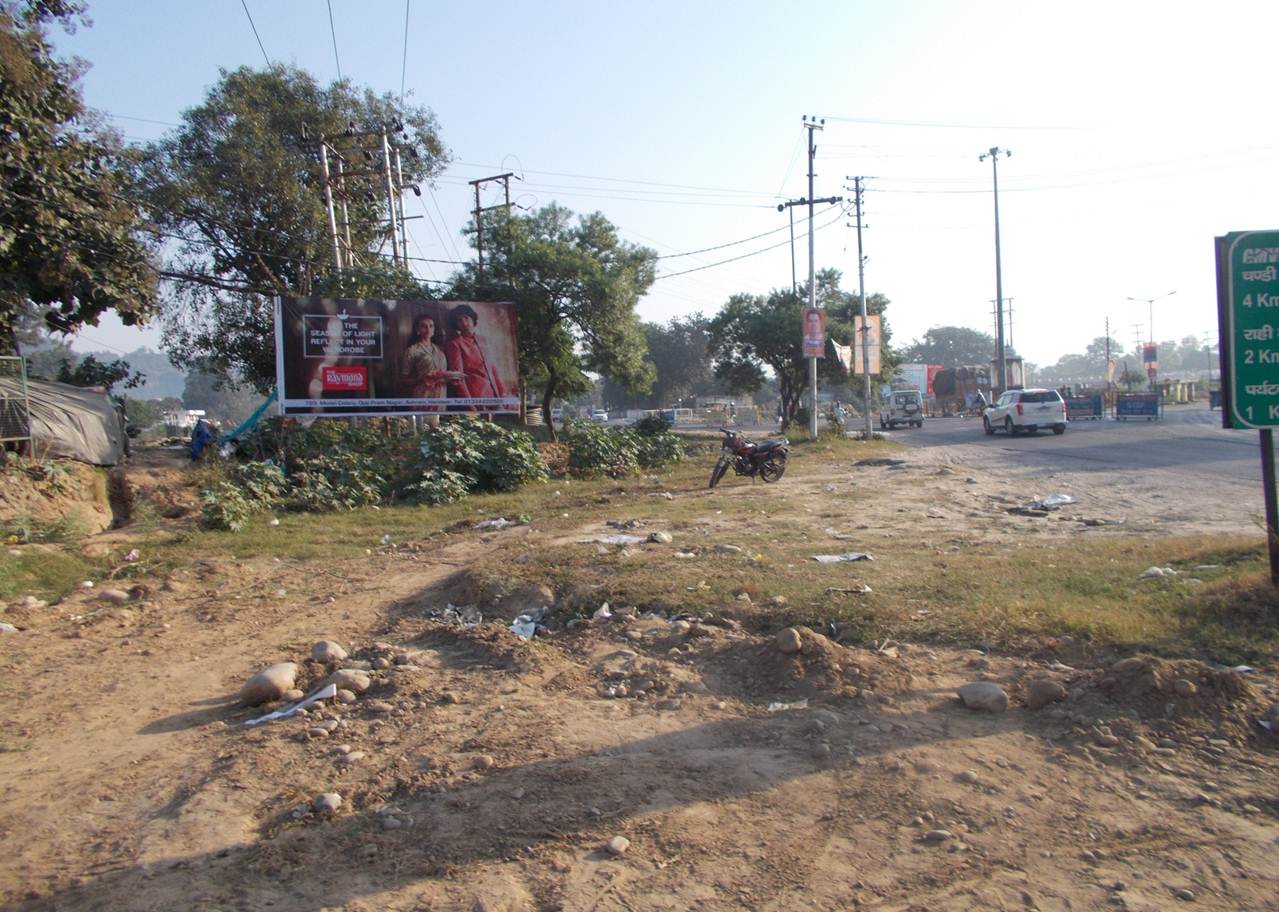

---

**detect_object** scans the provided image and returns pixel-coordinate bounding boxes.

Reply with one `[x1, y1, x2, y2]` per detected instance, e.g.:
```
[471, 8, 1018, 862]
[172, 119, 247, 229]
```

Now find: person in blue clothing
[190, 418, 216, 460]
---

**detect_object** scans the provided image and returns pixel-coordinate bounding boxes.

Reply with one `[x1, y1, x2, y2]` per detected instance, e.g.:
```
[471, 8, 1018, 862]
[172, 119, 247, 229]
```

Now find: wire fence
[0, 356, 32, 447]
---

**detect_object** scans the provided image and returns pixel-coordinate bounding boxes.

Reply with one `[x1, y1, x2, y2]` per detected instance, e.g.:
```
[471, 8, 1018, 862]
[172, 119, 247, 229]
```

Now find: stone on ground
[957, 681, 1009, 712]
[240, 662, 299, 706]
[311, 640, 348, 663]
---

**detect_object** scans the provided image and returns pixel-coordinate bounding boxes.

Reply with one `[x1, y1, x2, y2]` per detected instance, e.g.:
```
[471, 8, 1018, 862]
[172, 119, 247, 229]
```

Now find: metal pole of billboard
[319, 141, 343, 273]
[1262, 430, 1279, 585]
[803, 116, 823, 441]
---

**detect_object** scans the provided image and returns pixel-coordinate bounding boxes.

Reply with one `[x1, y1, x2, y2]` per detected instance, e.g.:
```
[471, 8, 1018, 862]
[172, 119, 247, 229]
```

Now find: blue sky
[54, 1, 1279, 369]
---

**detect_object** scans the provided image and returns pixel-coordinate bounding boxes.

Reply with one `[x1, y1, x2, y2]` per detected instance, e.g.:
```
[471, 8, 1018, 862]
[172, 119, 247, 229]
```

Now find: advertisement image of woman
[444, 304, 505, 406]
[400, 314, 450, 405]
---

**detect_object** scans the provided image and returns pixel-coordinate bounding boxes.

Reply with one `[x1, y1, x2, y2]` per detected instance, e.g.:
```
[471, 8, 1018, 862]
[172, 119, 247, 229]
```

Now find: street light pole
[979, 147, 1011, 394]
[1126, 290, 1176, 388]
[803, 116, 824, 440]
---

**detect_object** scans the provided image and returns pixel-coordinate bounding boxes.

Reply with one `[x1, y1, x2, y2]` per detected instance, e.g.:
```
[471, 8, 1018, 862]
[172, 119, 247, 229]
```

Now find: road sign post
[1217, 230, 1279, 583]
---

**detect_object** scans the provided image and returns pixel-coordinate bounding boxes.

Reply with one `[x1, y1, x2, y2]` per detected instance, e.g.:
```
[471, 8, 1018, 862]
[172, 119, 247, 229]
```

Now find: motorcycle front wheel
[759, 456, 787, 483]
[708, 457, 729, 488]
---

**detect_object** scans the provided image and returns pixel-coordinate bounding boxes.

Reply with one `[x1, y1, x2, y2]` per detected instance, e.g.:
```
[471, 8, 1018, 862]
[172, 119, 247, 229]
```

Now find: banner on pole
[831, 339, 853, 373]
[802, 308, 825, 358]
[852, 314, 881, 375]
[274, 297, 520, 417]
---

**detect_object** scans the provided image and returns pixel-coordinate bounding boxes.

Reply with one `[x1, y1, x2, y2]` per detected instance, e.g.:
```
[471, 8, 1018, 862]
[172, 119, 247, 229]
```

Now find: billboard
[802, 308, 825, 358]
[274, 297, 520, 417]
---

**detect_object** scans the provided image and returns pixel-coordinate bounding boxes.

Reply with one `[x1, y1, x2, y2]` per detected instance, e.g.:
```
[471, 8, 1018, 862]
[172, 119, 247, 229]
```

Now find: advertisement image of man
[444, 304, 504, 405]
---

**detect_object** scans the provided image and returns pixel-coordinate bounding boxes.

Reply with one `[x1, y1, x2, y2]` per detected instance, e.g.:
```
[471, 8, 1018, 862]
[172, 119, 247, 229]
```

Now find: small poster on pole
[802, 308, 825, 358]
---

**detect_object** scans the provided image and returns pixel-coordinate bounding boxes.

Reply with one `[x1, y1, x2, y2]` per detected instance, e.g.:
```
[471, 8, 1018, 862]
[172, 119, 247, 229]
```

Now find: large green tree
[451, 205, 657, 439]
[708, 269, 894, 428]
[142, 65, 448, 391]
[899, 326, 995, 367]
[0, 0, 159, 352]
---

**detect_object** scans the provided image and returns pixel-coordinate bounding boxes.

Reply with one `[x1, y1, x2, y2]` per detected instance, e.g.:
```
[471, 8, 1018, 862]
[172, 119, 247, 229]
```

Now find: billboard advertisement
[274, 297, 519, 417]
[802, 308, 826, 358]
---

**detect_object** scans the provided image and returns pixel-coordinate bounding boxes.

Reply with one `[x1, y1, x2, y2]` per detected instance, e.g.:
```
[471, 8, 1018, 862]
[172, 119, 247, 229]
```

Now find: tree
[643, 314, 720, 408]
[56, 353, 143, 393]
[450, 205, 657, 439]
[708, 269, 895, 429]
[0, 0, 159, 352]
[182, 360, 263, 426]
[142, 65, 448, 391]
[899, 326, 994, 367]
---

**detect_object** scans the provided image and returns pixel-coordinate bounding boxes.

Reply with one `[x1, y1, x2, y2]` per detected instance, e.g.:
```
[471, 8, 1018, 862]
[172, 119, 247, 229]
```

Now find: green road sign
[1223, 230, 1279, 428]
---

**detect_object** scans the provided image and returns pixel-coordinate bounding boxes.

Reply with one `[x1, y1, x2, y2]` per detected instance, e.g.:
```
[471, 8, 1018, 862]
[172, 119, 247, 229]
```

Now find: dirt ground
[1, 444, 1277, 911]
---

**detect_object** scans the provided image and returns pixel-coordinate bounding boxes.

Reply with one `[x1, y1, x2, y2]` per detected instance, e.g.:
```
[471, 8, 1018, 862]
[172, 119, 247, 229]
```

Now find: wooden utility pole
[468, 172, 517, 285]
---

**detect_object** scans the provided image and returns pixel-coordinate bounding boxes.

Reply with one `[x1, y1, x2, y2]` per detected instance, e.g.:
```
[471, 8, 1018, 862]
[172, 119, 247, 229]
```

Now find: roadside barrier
[1065, 394, 1103, 420]
[1115, 393, 1162, 421]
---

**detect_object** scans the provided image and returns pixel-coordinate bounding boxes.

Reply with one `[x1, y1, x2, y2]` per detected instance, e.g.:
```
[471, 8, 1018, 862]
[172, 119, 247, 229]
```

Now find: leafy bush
[199, 417, 547, 526]
[561, 420, 640, 477]
[286, 452, 387, 512]
[629, 418, 686, 469]
[200, 480, 256, 532]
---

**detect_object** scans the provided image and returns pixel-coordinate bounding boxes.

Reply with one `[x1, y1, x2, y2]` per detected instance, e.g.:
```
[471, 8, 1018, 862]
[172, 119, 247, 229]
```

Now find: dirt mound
[1094, 654, 1266, 738]
[409, 621, 544, 673]
[703, 625, 912, 703]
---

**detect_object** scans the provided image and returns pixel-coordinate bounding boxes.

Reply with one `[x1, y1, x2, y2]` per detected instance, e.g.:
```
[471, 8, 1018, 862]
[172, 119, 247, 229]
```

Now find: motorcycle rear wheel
[708, 457, 729, 488]
[759, 456, 787, 483]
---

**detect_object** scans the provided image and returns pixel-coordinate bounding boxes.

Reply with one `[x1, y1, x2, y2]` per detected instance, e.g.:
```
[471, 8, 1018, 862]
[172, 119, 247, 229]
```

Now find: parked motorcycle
[708, 428, 790, 488]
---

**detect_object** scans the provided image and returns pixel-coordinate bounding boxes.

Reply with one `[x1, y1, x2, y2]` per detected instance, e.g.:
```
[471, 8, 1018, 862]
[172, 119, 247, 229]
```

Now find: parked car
[879, 389, 924, 429]
[983, 388, 1067, 436]
[590, 409, 609, 422]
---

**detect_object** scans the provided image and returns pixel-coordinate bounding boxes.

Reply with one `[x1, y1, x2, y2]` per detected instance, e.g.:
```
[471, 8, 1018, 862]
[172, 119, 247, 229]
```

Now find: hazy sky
[54, 1, 1279, 370]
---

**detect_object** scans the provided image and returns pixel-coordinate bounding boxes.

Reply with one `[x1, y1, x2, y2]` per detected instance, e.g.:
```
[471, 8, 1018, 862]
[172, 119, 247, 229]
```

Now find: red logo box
[321, 365, 368, 391]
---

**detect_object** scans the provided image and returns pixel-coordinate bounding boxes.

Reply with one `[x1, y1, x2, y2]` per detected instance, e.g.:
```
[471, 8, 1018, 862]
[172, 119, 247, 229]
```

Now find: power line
[240, 0, 271, 68]
[326, 0, 343, 81]
[656, 204, 839, 259]
[427, 187, 463, 262]
[399, 0, 411, 106]
[455, 161, 778, 199]
[819, 113, 1080, 131]
[654, 206, 846, 281]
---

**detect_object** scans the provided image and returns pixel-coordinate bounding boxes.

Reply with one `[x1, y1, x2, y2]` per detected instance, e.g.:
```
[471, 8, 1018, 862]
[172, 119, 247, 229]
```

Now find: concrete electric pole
[979, 147, 1011, 394]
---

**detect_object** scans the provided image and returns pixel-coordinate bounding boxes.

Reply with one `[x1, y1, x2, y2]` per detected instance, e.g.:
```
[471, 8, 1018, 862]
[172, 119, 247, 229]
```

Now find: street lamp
[1127, 290, 1176, 345]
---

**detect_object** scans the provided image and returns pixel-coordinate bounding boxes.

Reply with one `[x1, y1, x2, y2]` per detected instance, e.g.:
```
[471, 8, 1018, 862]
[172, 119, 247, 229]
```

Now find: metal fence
[0, 356, 32, 446]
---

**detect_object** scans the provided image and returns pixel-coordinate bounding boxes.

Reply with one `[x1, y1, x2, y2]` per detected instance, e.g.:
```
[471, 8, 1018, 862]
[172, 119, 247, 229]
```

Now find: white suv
[879, 389, 924, 429]
[983, 388, 1066, 436]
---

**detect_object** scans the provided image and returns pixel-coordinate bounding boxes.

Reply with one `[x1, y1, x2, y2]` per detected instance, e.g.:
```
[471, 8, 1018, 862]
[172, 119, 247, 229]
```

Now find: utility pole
[846, 176, 874, 440]
[988, 297, 1014, 351]
[314, 122, 421, 277]
[779, 195, 840, 296]
[803, 115, 824, 440]
[468, 172, 517, 286]
[978, 147, 1011, 394]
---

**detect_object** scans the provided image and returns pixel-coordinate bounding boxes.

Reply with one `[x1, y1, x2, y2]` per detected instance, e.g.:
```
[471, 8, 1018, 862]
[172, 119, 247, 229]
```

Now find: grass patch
[0, 546, 106, 602]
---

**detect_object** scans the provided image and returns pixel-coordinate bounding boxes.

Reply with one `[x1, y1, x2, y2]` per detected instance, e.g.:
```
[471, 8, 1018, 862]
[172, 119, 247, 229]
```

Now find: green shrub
[628, 419, 686, 468]
[561, 420, 640, 477]
[200, 481, 257, 532]
[409, 419, 547, 495]
[286, 452, 387, 512]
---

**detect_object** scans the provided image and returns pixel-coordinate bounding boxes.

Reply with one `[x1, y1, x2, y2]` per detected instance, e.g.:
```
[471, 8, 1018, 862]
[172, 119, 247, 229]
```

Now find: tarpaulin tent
[0, 378, 126, 466]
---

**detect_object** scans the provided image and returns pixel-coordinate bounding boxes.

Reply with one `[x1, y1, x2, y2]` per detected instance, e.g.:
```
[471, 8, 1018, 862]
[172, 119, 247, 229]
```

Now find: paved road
[884, 405, 1265, 485]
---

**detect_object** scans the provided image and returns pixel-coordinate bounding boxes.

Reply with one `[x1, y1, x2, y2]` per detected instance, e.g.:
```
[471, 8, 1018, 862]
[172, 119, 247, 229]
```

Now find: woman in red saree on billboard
[399, 314, 451, 403]
[444, 304, 508, 408]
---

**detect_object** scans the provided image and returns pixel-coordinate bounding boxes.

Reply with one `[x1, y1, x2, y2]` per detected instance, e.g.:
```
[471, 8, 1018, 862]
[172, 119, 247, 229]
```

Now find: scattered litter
[823, 527, 852, 540]
[1080, 517, 1125, 527]
[593, 603, 613, 620]
[441, 603, 482, 626]
[595, 534, 645, 545]
[509, 615, 537, 639]
[767, 698, 809, 712]
[77, 580, 94, 590]
[607, 519, 643, 530]
[1260, 719, 1273, 732]
[1047, 661, 1076, 672]
[1139, 566, 1178, 580]
[123, 549, 140, 562]
[826, 584, 873, 595]
[1232, 665, 1255, 674]
[0, 622, 18, 634]
[648, 492, 674, 500]
[1032, 493, 1077, 509]
[474, 518, 515, 530]
[813, 552, 874, 563]
[381, 533, 393, 544]
[244, 683, 338, 727]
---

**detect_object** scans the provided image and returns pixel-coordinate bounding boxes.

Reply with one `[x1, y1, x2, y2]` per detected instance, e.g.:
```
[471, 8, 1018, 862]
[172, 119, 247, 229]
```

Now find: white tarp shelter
[0, 377, 126, 466]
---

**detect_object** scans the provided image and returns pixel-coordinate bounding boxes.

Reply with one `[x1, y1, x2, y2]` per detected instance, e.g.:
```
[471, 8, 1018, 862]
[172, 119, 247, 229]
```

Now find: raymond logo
[321, 365, 368, 391]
